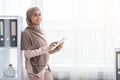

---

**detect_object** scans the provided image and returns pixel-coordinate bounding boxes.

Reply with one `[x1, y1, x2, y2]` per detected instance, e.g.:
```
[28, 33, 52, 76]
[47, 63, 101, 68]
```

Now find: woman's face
[31, 10, 41, 25]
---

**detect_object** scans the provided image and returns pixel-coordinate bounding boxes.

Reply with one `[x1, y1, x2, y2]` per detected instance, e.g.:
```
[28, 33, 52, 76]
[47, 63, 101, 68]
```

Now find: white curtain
[43, 0, 120, 80]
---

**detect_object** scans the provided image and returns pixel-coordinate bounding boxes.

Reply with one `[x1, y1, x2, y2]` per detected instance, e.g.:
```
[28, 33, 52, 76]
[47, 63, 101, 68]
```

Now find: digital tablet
[50, 38, 66, 50]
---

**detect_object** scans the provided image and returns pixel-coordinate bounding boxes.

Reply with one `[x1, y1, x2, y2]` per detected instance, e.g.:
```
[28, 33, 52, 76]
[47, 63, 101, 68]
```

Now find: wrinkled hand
[49, 41, 64, 54]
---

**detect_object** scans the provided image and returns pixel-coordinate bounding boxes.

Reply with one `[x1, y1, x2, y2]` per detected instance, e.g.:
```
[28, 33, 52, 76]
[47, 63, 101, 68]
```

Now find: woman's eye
[33, 14, 37, 17]
[33, 13, 41, 17]
[39, 13, 41, 16]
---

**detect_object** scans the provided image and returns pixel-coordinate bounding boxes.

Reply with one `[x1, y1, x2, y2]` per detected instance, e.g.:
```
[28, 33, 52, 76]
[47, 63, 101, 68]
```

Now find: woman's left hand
[49, 42, 64, 54]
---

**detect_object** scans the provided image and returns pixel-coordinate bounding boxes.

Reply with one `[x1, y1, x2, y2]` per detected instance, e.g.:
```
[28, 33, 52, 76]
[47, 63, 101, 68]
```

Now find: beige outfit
[28, 69, 53, 80]
[24, 50, 53, 80]
[21, 7, 54, 80]
[21, 29, 53, 80]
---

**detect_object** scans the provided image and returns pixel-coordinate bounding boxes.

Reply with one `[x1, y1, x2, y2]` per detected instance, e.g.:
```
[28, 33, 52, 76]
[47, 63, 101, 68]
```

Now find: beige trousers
[28, 69, 53, 80]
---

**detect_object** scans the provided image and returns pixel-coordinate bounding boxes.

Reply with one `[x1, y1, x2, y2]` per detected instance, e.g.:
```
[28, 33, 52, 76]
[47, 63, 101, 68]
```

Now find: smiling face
[31, 10, 42, 26]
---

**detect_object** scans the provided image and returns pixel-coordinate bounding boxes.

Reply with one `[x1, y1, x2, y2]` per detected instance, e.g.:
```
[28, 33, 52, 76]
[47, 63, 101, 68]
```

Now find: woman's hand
[48, 42, 64, 54]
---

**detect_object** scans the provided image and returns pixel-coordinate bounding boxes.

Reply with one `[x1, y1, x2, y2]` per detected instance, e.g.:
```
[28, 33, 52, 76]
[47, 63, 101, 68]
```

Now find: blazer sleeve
[24, 46, 50, 59]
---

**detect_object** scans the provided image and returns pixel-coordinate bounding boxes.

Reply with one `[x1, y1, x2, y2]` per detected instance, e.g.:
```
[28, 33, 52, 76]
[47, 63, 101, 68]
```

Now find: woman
[21, 7, 63, 80]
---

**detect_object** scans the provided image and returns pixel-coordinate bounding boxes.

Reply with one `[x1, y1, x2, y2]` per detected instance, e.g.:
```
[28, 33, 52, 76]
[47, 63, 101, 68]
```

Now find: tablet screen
[50, 38, 66, 50]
